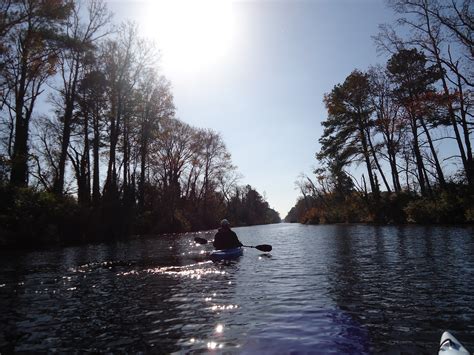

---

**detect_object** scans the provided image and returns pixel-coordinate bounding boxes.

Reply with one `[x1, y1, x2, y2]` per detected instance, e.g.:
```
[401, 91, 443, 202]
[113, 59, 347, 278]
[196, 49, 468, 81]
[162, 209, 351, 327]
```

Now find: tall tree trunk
[421, 2, 472, 185]
[139, 119, 147, 211]
[358, 125, 379, 196]
[387, 127, 402, 192]
[92, 104, 100, 206]
[10, 46, 29, 187]
[422, 163, 432, 193]
[367, 130, 392, 192]
[54, 57, 81, 195]
[419, 116, 446, 188]
[123, 115, 128, 189]
[81, 110, 91, 206]
[404, 151, 411, 192]
[105, 93, 120, 195]
[454, 72, 474, 184]
[379, 115, 402, 192]
[388, 150, 402, 192]
[410, 118, 427, 195]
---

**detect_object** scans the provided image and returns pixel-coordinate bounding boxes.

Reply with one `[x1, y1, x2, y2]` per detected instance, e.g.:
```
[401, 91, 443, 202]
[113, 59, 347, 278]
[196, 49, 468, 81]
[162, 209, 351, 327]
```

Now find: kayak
[209, 247, 243, 261]
[439, 331, 470, 355]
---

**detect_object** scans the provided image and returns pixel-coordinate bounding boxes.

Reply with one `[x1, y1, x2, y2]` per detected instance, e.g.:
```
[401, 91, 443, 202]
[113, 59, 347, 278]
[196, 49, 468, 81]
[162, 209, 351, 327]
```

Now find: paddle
[242, 244, 272, 252]
[194, 237, 272, 252]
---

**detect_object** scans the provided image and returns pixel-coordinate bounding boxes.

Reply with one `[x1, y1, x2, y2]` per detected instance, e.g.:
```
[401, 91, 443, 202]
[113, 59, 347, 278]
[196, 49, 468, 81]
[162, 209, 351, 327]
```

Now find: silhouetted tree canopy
[0, 0, 280, 248]
[287, 0, 473, 225]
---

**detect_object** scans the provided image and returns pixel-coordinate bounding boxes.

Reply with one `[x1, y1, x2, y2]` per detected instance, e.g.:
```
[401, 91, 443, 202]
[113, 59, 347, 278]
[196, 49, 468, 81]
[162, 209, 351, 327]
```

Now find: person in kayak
[213, 219, 243, 250]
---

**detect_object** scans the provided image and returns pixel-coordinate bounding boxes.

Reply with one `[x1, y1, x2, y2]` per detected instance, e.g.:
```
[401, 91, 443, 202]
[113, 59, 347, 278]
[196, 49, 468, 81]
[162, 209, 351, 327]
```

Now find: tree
[387, 48, 444, 192]
[226, 185, 280, 226]
[148, 117, 193, 226]
[76, 66, 107, 205]
[134, 70, 174, 210]
[52, 0, 110, 195]
[101, 23, 155, 200]
[368, 65, 405, 192]
[1, 0, 72, 187]
[196, 129, 234, 225]
[320, 70, 380, 196]
[380, 0, 473, 184]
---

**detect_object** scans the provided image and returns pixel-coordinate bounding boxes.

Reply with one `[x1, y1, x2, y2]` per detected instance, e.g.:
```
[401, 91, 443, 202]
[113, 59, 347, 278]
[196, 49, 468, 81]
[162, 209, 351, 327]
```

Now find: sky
[106, 0, 397, 217]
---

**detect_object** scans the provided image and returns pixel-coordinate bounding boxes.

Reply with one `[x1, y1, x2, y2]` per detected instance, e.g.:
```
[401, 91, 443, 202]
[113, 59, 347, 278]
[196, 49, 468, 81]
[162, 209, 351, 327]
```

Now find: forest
[0, 0, 280, 248]
[286, 0, 473, 225]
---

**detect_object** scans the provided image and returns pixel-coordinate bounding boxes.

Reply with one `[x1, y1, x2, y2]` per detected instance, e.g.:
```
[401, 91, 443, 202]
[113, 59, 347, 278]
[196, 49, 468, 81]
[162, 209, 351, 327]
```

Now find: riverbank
[285, 184, 474, 225]
[0, 184, 280, 250]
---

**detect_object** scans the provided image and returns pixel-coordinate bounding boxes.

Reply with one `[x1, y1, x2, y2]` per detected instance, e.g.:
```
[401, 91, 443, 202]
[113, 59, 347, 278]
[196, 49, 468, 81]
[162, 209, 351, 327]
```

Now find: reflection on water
[0, 224, 473, 353]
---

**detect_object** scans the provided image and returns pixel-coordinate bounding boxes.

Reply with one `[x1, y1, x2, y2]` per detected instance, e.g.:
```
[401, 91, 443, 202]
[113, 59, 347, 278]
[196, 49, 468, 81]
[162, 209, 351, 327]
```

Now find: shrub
[301, 207, 321, 224]
[404, 189, 467, 224]
[0, 184, 82, 247]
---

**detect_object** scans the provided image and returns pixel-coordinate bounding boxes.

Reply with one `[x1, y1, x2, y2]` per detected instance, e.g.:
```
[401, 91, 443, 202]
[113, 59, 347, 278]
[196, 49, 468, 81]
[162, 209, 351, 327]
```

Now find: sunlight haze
[139, 0, 237, 75]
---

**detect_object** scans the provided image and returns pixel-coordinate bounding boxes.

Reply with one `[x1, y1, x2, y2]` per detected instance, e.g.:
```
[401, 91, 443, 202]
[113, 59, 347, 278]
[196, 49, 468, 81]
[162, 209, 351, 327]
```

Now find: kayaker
[213, 219, 243, 250]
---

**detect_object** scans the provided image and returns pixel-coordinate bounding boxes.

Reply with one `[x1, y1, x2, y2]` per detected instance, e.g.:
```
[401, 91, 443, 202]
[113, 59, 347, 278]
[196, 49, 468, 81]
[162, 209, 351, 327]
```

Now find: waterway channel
[0, 223, 472, 353]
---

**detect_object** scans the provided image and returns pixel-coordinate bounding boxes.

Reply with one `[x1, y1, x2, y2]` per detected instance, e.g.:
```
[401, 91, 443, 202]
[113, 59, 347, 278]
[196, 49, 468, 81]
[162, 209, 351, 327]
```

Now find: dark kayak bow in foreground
[194, 236, 272, 252]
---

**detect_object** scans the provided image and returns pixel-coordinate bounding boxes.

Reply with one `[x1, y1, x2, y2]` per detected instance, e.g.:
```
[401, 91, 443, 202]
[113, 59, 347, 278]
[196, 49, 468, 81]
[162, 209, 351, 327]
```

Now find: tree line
[0, 0, 280, 248]
[286, 0, 473, 224]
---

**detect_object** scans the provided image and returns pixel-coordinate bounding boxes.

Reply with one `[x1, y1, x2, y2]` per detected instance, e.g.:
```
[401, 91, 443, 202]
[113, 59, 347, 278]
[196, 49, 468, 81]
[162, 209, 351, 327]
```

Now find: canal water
[0, 223, 473, 353]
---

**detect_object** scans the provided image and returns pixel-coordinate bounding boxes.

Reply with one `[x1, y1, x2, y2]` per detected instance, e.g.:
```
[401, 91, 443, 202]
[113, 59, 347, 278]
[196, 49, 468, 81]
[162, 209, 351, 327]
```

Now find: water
[0, 223, 473, 353]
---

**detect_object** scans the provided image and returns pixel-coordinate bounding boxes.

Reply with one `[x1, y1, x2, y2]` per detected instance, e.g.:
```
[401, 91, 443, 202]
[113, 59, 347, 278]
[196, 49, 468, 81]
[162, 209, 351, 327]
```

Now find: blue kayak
[210, 247, 243, 261]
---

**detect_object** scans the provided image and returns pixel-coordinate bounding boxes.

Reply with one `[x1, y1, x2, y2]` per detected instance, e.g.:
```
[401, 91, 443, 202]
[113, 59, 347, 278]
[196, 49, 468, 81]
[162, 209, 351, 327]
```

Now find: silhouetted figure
[213, 219, 243, 250]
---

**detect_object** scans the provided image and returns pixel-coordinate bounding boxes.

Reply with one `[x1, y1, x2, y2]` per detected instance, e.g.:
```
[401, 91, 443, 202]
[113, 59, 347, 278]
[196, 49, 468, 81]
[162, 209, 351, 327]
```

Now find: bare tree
[2, 0, 72, 187]
[368, 65, 405, 192]
[134, 70, 174, 210]
[102, 22, 155, 198]
[380, 0, 473, 184]
[52, 0, 111, 195]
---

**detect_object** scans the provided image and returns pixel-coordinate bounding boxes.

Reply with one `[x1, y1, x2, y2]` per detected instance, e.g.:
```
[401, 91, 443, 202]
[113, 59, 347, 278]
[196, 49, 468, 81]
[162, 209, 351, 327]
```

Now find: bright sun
[140, 0, 236, 75]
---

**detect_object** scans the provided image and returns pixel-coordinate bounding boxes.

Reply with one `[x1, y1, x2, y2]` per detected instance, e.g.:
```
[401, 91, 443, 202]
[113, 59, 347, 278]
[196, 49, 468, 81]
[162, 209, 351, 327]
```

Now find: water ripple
[0, 224, 473, 353]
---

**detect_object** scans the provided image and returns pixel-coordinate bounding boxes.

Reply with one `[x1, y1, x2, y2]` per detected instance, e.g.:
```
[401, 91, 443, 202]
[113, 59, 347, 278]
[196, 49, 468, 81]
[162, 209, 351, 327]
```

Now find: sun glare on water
[140, 0, 236, 75]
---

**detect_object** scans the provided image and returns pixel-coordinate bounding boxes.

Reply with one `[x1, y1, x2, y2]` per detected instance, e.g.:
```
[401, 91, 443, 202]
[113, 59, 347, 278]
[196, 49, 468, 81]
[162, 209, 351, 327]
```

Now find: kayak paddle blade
[194, 237, 208, 245]
[255, 244, 272, 252]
